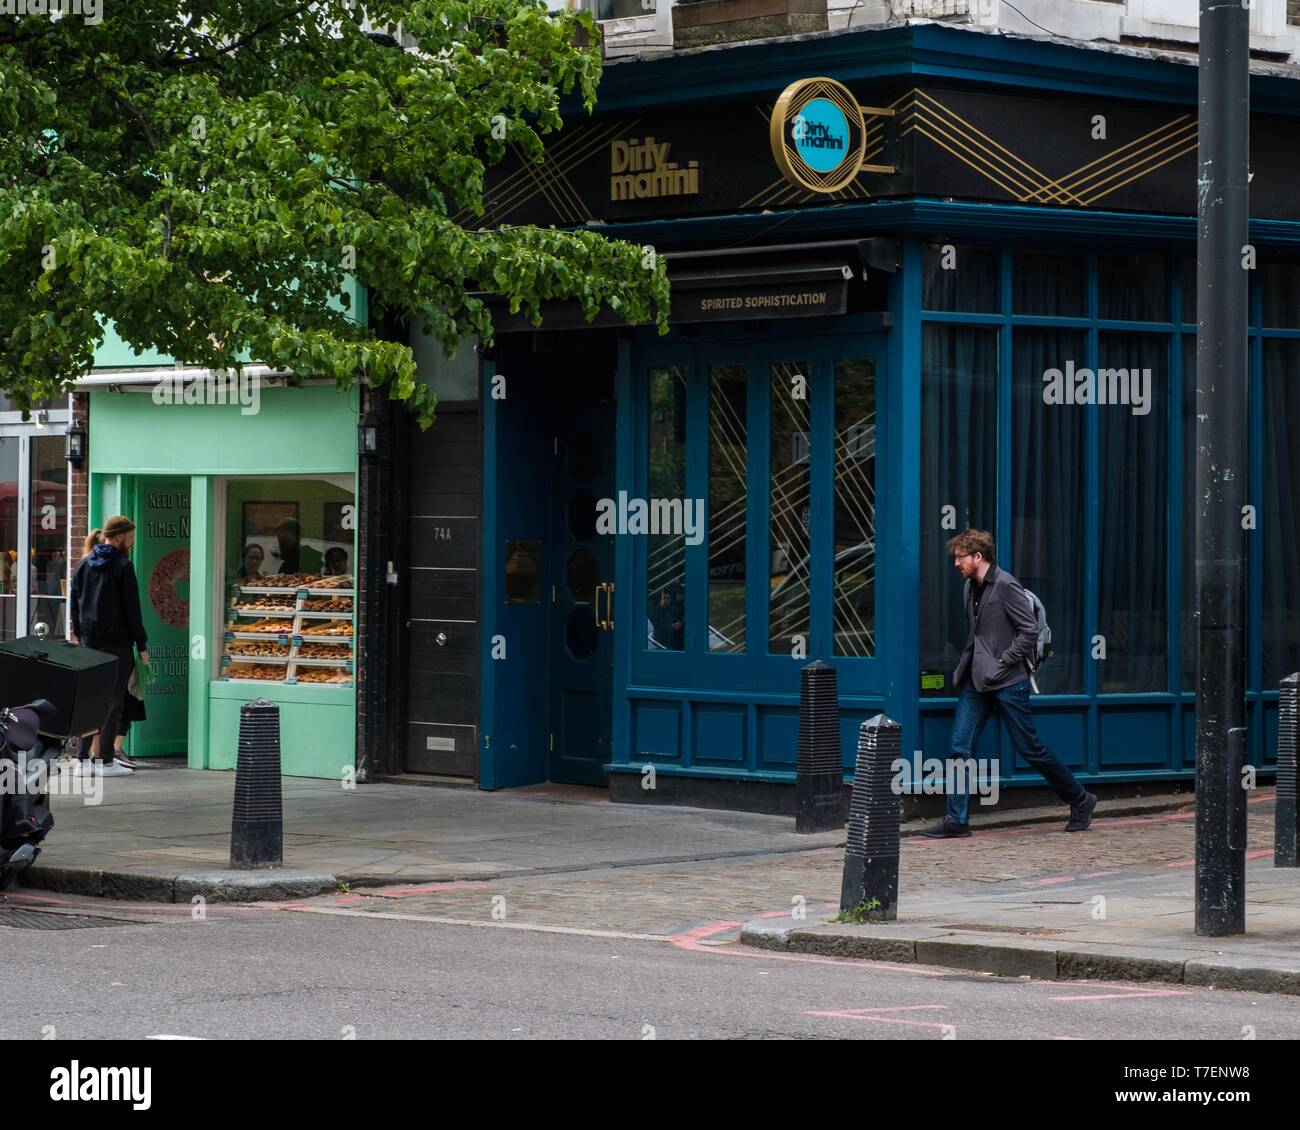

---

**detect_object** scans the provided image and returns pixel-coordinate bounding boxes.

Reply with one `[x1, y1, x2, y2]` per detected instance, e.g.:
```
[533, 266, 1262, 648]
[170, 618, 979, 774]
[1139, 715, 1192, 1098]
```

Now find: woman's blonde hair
[81, 528, 103, 560]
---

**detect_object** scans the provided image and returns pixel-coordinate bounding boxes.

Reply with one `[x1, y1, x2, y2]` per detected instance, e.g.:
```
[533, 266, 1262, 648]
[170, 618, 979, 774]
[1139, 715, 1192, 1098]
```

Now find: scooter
[0, 699, 59, 891]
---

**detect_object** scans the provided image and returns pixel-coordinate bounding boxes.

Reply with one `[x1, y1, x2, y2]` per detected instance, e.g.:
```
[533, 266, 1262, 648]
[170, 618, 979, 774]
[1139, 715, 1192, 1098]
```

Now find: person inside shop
[238, 542, 265, 580]
[274, 517, 301, 575]
[69, 514, 149, 777]
[323, 546, 349, 577]
[648, 585, 684, 650]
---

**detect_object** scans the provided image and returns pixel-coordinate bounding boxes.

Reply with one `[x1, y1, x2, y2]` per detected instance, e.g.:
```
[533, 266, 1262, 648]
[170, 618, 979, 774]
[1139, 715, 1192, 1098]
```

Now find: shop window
[28, 435, 68, 639]
[768, 360, 812, 654]
[708, 364, 746, 653]
[922, 244, 1000, 313]
[1012, 328, 1087, 694]
[0, 437, 17, 641]
[1097, 333, 1168, 692]
[1260, 260, 1300, 329]
[919, 326, 999, 690]
[1099, 255, 1170, 323]
[833, 358, 876, 658]
[646, 366, 686, 652]
[221, 476, 356, 686]
[1179, 257, 1196, 325]
[1013, 252, 1087, 317]
[1262, 339, 1300, 687]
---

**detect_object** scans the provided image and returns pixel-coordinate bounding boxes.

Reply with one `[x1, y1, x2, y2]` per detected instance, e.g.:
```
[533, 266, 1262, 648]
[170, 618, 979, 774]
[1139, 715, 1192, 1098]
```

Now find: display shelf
[220, 576, 355, 687]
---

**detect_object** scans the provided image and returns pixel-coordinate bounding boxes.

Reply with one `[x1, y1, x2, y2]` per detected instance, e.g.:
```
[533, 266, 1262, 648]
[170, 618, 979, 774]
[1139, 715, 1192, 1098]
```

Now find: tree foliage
[0, 0, 670, 422]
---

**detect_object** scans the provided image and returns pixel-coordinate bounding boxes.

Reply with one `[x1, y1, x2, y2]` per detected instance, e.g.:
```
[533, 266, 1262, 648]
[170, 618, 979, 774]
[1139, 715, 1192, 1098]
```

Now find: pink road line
[805, 1009, 953, 1029]
[323, 881, 496, 904]
[1023, 875, 1080, 886]
[1050, 989, 1193, 1001]
[811, 1004, 947, 1013]
[909, 793, 1274, 845]
[1081, 871, 1124, 879]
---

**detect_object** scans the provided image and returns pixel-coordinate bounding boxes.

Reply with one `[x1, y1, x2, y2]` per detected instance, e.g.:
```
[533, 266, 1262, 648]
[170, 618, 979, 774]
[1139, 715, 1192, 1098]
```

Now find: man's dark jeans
[946, 678, 1086, 825]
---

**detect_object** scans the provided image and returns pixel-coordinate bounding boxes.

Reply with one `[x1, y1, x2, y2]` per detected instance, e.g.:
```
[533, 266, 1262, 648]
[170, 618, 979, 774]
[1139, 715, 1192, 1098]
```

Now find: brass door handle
[595, 582, 615, 630]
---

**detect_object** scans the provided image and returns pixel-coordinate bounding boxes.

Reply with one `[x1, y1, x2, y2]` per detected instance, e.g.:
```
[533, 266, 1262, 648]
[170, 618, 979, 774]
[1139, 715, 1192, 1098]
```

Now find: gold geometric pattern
[899, 88, 1197, 207]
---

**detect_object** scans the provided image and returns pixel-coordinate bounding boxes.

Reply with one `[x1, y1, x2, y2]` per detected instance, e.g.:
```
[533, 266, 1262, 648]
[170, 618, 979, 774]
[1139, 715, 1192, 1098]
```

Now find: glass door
[0, 427, 70, 642]
[630, 334, 883, 697]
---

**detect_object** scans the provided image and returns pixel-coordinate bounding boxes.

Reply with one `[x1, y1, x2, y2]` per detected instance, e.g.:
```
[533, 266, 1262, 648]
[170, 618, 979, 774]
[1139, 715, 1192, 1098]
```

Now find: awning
[482, 238, 897, 333]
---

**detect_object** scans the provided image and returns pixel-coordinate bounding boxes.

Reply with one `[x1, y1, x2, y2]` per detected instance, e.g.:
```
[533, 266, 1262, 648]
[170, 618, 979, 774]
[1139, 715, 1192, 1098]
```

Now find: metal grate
[0, 908, 141, 931]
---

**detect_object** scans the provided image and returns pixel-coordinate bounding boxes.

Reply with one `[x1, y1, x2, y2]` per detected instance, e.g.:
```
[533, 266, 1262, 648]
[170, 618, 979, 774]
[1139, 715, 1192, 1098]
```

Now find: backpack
[964, 580, 1053, 693]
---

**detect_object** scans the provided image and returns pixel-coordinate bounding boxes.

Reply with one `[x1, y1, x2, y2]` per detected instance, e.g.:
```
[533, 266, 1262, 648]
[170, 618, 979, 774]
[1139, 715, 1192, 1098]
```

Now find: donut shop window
[218, 477, 356, 686]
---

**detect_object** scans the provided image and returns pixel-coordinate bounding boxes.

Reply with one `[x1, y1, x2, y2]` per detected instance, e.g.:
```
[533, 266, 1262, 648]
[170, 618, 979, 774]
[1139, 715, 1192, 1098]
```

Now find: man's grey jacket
[952, 564, 1038, 693]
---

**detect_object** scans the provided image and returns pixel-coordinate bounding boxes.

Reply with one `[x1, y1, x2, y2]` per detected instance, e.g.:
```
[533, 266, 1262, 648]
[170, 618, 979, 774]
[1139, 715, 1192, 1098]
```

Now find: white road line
[147, 1035, 205, 1040]
[287, 904, 670, 943]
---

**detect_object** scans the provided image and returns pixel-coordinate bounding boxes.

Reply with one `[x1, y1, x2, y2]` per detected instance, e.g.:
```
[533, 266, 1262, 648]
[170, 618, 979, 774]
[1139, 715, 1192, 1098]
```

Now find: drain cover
[0, 908, 140, 930]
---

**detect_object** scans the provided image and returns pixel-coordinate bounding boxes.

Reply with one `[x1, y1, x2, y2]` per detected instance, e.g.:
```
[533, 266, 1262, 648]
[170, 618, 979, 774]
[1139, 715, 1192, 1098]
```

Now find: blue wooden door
[548, 370, 616, 785]
[617, 327, 886, 773]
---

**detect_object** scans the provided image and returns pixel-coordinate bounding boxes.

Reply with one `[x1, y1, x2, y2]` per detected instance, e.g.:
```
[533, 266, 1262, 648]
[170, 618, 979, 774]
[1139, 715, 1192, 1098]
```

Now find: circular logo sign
[770, 77, 866, 194]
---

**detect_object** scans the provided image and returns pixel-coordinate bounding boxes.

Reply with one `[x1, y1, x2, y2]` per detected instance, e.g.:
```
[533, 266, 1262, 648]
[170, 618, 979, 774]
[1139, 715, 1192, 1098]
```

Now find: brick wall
[66, 392, 90, 631]
[1290, 0, 1300, 24]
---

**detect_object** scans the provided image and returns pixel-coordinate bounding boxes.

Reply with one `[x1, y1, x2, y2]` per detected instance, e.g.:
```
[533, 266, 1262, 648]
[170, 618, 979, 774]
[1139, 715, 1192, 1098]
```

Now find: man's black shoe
[1065, 790, 1098, 832]
[921, 818, 972, 839]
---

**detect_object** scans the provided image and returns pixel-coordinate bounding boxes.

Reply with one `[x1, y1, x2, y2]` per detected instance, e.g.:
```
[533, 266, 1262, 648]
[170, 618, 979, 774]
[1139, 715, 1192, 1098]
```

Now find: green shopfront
[77, 362, 359, 779]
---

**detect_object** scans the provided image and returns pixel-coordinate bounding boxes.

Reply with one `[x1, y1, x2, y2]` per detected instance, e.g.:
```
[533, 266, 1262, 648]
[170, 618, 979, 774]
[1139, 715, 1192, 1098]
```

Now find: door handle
[595, 583, 608, 630]
[595, 582, 615, 630]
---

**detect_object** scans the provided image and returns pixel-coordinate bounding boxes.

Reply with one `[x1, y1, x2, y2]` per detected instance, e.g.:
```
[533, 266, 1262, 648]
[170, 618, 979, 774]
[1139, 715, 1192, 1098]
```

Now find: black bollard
[796, 660, 846, 832]
[1276, 673, 1299, 868]
[230, 698, 283, 869]
[839, 714, 902, 921]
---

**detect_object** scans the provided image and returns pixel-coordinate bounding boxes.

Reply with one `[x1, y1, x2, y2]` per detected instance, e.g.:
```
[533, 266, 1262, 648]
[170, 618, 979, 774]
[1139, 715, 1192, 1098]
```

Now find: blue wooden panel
[757, 708, 799, 768]
[693, 705, 746, 765]
[1018, 709, 1087, 775]
[1181, 705, 1197, 768]
[1098, 709, 1167, 769]
[839, 710, 886, 772]
[1262, 699, 1279, 767]
[920, 708, 1002, 765]
[634, 703, 681, 761]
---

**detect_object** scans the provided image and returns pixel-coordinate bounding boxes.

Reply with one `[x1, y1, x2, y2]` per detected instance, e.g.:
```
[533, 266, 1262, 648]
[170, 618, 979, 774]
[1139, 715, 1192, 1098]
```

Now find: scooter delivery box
[0, 637, 119, 738]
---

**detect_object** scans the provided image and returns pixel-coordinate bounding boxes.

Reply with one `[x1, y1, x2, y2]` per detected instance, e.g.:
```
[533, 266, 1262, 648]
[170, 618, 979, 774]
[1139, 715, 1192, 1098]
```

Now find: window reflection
[647, 366, 686, 651]
[708, 365, 746, 653]
[769, 361, 811, 654]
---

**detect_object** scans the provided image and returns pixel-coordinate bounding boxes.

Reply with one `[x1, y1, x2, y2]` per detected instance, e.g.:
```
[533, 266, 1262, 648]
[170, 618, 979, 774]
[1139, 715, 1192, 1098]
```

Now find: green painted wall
[89, 385, 360, 476]
[130, 477, 192, 758]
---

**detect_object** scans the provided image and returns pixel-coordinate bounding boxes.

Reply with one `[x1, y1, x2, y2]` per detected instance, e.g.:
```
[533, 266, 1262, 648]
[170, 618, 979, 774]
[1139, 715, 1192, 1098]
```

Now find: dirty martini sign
[769, 77, 895, 193]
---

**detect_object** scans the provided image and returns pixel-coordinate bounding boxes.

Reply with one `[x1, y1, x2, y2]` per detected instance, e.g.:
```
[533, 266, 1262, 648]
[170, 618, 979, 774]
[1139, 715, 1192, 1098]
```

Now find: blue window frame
[619, 327, 887, 773]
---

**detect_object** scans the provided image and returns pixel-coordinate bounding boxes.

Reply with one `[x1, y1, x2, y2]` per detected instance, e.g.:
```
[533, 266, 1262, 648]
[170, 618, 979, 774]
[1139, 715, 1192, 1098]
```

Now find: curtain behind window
[1097, 333, 1168, 692]
[920, 325, 999, 688]
[1013, 329, 1087, 693]
[1263, 339, 1300, 687]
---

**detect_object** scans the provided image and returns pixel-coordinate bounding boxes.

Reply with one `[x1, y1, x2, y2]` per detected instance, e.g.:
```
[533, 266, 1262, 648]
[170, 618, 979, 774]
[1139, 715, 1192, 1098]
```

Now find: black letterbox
[0, 637, 120, 739]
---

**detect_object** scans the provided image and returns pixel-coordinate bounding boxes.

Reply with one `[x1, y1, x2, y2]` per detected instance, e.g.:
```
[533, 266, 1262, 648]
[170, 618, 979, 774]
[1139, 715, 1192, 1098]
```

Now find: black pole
[1194, 0, 1250, 936]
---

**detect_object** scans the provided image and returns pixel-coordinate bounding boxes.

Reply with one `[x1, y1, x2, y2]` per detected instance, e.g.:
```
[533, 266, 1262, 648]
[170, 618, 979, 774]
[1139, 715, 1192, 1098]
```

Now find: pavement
[17, 762, 1300, 998]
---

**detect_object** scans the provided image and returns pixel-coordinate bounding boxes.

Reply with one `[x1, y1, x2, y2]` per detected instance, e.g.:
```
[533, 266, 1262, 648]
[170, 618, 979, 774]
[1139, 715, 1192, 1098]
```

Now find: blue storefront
[396, 23, 1300, 809]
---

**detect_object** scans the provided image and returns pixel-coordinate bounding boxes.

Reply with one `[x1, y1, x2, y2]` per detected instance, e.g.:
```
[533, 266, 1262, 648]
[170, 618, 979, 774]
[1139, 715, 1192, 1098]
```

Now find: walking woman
[69, 516, 149, 777]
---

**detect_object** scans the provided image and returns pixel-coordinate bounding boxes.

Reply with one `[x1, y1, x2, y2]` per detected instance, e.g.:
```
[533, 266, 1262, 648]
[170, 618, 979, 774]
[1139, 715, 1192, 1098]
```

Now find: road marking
[147, 1034, 205, 1040]
[285, 904, 669, 942]
[805, 1005, 953, 1029]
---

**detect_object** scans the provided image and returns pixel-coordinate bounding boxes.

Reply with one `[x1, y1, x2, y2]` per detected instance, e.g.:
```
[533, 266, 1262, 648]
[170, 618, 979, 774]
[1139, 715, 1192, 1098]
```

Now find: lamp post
[1194, 0, 1250, 937]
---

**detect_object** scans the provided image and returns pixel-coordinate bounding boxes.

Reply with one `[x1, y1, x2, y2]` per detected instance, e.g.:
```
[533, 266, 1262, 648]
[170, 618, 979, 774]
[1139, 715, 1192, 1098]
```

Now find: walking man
[923, 529, 1097, 838]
